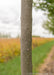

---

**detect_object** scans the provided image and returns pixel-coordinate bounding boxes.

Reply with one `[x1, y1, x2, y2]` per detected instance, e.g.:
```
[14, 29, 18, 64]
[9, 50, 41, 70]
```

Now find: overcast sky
[0, 0, 54, 38]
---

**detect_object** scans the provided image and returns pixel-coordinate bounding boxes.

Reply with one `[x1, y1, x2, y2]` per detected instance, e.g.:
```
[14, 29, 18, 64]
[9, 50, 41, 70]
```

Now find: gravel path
[39, 46, 54, 75]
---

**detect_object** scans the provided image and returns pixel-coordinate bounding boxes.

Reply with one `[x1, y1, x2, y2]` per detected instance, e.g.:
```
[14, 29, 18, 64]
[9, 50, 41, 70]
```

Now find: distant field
[0, 37, 54, 62]
[0, 40, 54, 75]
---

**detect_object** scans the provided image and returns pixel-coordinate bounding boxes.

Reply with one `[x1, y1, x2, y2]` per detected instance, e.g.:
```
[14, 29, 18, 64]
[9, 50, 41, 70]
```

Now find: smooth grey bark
[21, 0, 32, 75]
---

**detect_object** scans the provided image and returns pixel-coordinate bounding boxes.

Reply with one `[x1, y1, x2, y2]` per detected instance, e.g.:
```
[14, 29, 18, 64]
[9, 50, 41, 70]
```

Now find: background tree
[43, 16, 54, 34]
[33, 0, 54, 34]
[0, 33, 11, 38]
[21, 0, 32, 75]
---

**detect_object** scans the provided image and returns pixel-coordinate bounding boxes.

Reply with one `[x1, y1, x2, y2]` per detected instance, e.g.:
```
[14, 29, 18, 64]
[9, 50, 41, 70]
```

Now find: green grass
[32, 40, 54, 73]
[0, 41, 54, 75]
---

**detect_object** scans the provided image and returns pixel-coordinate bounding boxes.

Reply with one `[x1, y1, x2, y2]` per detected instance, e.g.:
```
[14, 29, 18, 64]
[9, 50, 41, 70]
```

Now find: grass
[32, 40, 54, 73]
[0, 41, 54, 75]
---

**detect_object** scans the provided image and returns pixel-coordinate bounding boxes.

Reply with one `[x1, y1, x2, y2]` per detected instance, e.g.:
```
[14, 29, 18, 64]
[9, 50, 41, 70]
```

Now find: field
[0, 40, 54, 75]
[0, 37, 54, 62]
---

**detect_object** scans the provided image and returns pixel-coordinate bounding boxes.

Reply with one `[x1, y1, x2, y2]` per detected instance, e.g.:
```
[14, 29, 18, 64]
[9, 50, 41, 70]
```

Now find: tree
[21, 0, 32, 75]
[33, 0, 54, 34]
[0, 33, 11, 38]
[43, 16, 54, 34]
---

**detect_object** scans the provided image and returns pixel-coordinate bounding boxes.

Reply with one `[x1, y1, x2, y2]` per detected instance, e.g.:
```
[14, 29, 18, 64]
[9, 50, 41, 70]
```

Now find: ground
[0, 40, 54, 75]
[39, 46, 54, 75]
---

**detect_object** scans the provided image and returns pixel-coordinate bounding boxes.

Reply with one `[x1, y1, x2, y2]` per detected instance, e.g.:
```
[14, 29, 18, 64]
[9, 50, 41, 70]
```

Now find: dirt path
[39, 46, 54, 74]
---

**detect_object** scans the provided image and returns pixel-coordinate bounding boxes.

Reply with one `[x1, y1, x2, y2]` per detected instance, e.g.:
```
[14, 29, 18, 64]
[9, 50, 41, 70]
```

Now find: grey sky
[0, 0, 54, 38]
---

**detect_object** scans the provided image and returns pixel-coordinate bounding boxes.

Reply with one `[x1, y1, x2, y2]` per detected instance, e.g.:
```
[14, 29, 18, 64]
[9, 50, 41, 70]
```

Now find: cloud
[0, 0, 21, 24]
[0, 0, 54, 38]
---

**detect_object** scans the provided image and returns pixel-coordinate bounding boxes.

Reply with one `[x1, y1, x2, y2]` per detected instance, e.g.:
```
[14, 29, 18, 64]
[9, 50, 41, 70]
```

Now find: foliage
[0, 33, 11, 38]
[0, 38, 54, 62]
[32, 37, 54, 49]
[33, 0, 54, 34]
[32, 35, 40, 37]
[43, 16, 54, 34]
[0, 39, 21, 62]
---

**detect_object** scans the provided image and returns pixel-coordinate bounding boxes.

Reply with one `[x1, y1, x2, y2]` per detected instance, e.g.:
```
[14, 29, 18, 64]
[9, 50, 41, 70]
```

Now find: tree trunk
[21, 0, 32, 75]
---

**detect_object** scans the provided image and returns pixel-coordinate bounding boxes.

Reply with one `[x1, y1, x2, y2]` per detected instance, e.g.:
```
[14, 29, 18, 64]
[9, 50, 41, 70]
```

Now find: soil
[39, 46, 54, 75]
